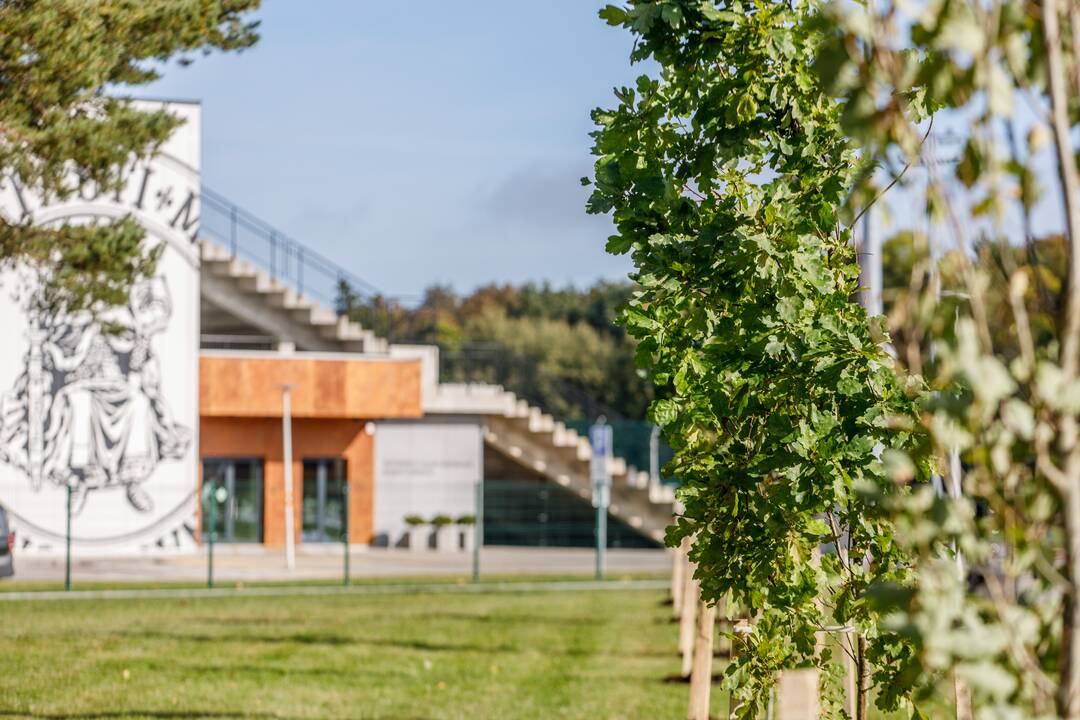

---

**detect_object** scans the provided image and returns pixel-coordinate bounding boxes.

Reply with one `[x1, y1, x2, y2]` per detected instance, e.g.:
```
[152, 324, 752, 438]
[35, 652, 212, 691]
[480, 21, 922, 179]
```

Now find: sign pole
[595, 497, 606, 581]
[281, 384, 296, 572]
[590, 419, 612, 582]
[473, 425, 485, 584]
[64, 485, 72, 592]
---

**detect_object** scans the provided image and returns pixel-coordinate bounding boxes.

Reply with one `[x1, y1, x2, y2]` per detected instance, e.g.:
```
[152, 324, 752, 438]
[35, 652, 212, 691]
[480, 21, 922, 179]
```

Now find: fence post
[687, 597, 717, 720]
[298, 247, 305, 296]
[64, 485, 72, 592]
[229, 206, 237, 258]
[472, 479, 483, 583]
[343, 480, 350, 587]
[207, 485, 217, 589]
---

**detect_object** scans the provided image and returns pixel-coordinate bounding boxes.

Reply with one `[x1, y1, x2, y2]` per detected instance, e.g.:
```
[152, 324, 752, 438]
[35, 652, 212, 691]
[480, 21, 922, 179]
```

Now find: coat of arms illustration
[0, 276, 192, 515]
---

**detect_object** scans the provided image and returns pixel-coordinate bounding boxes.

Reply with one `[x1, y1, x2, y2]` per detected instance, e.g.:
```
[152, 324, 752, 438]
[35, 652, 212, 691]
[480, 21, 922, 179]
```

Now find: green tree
[0, 0, 260, 316]
[337, 279, 656, 420]
[588, 2, 921, 715]
[816, 0, 1080, 714]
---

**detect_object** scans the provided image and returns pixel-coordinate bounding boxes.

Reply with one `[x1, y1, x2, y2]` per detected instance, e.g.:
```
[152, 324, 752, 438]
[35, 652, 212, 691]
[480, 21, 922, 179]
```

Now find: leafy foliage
[588, 1, 923, 713]
[816, 0, 1080, 715]
[338, 280, 655, 420]
[0, 0, 260, 315]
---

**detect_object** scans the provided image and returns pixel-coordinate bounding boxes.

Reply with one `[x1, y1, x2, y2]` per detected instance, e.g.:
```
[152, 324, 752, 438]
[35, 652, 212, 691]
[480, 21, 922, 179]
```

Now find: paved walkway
[9, 546, 671, 584]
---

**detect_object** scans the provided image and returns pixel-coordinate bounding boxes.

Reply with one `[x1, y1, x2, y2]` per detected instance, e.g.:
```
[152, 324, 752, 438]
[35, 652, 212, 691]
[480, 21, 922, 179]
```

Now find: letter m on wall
[170, 190, 199, 242]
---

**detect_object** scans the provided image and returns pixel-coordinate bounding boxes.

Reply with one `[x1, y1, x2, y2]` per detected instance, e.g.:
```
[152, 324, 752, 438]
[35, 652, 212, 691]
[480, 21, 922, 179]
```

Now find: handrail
[199, 186, 382, 309]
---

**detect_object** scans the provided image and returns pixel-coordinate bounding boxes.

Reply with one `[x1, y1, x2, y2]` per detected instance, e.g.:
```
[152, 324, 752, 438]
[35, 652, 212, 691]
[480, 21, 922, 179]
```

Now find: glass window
[301, 458, 347, 543]
[202, 458, 264, 543]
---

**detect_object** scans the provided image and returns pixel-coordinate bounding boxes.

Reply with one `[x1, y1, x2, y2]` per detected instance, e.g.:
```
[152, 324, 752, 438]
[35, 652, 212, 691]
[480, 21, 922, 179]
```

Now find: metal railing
[199, 186, 382, 310]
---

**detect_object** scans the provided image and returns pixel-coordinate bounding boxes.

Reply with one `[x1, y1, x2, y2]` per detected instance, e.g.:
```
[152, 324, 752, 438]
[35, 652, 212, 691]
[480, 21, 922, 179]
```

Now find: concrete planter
[406, 526, 429, 551]
[459, 526, 476, 552]
[433, 525, 456, 552]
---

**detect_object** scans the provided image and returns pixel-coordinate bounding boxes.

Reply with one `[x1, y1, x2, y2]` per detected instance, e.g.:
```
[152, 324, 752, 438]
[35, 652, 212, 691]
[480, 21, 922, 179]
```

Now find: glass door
[302, 459, 347, 542]
[202, 459, 264, 543]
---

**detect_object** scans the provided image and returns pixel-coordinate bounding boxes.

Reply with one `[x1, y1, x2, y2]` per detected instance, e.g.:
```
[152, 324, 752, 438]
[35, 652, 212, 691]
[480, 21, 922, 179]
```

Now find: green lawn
[0, 587, 697, 720]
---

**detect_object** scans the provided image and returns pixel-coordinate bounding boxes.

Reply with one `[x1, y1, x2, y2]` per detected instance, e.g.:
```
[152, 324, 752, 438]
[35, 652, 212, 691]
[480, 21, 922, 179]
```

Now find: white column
[281, 384, 296, 571]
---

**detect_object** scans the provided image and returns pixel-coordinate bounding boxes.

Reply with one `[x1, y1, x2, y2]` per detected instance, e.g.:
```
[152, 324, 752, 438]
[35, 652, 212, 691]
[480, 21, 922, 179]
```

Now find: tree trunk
[856, 634, 869, 720]
[680, 571, 700, 678]
[1061, 480, 1080, 718]
[687, 598, 717, 720]
[1043, 0, 1080, 380]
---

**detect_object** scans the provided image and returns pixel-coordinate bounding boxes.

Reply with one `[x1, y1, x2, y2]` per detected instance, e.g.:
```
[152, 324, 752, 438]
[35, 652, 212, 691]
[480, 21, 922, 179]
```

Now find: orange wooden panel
[199, 354, 422, 420]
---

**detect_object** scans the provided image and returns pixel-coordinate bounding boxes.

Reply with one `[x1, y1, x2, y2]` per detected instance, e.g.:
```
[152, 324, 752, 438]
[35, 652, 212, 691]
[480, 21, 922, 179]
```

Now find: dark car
[0, 506, 13, 578]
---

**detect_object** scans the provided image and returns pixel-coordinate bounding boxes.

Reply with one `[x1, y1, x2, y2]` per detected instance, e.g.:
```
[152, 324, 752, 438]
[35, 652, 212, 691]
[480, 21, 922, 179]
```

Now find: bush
[403, 515, 425, 527]
[455, 515, 476, 525]
[430, 515, 454, 527]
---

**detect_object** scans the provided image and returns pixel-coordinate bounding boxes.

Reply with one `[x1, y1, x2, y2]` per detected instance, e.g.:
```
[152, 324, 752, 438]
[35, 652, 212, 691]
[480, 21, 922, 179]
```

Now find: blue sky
[145, 1, 642, 300]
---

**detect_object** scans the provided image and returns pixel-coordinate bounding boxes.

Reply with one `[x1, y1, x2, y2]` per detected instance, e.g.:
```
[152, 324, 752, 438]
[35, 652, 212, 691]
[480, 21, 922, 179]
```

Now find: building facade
[0, 100, 673, 556]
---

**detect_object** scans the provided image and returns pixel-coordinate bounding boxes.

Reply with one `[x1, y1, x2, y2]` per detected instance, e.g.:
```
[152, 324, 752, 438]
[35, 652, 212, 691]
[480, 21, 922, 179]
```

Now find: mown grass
[0, 587, 699, 720]
[0, 584, 951, 719]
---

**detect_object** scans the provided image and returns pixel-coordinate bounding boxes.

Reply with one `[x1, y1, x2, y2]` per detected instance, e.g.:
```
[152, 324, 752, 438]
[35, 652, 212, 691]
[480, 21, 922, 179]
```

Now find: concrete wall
[372, 419, 483, 546]
[0, 101, 202, 554]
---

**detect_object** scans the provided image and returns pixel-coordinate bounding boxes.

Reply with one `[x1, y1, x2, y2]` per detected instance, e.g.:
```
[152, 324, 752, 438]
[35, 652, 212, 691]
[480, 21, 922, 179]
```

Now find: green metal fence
[483, 479, 659, 549]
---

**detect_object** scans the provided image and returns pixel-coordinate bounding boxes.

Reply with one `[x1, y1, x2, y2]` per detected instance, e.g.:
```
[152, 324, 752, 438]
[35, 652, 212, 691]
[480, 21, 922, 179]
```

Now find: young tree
[587, 2, 922, 715]
[0, 0, 260, 315]
[816, 0, 1080, 715]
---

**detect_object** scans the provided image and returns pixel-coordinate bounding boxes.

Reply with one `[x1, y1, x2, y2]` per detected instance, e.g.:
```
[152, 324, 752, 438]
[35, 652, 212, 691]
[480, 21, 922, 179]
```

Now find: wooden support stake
[729, 619, 752, 719]
[954, 673, 973, 720]
[687, 598, 717, 720]
[672, 536, 688, 619]
[679, 569, 700, 677]
[775, 668, 821, 720]
[845, 634, 857, 719]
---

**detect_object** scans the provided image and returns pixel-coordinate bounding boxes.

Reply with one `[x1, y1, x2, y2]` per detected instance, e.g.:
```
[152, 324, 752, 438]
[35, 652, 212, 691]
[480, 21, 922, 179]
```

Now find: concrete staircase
[426, 381, 676, 543]
[198, 235, 676, 543]
[200, 239, 388, 353]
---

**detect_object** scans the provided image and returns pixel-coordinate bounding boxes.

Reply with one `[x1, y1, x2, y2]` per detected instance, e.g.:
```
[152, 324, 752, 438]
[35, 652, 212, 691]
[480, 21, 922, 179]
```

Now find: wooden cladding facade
[198, 353, 424, 546]
[200, 354, 423, 419]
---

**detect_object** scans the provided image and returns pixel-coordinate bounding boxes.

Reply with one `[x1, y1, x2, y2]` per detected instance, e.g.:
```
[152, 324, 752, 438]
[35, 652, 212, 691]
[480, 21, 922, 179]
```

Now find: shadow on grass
[115, 627, 676, 660]
[115, 628, 519, 654]
[0, 712, 298, 720]
[0, 712, 432, 720]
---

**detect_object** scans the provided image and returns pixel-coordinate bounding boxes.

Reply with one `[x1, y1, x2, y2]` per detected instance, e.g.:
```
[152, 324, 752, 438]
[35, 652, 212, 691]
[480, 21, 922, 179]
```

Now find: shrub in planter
[403, 515, 428, 551]
[456, 515, 477, 552]
[431, 514, 455, 552]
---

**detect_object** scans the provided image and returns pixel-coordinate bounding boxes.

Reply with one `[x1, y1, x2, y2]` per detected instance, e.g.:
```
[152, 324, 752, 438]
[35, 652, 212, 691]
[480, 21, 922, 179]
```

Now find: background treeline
[336, 280, 655, 421]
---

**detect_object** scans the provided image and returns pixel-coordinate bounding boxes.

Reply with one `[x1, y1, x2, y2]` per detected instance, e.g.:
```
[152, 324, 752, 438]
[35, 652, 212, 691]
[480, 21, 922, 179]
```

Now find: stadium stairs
[199, 230, 675, 544]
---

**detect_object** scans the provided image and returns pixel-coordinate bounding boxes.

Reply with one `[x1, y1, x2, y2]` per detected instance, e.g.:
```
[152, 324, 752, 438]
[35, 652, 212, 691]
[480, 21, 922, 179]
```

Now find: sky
[144, 1, 643, 300]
